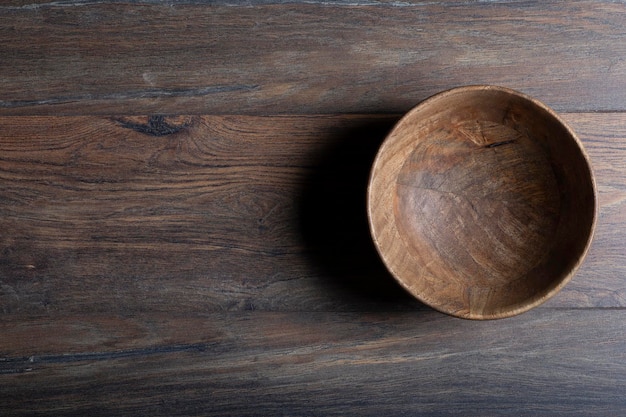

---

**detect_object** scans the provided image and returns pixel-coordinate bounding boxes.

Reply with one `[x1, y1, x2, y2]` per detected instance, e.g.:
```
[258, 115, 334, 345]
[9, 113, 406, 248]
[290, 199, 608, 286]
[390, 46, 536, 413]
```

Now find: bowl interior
[368, 86, 596, 319]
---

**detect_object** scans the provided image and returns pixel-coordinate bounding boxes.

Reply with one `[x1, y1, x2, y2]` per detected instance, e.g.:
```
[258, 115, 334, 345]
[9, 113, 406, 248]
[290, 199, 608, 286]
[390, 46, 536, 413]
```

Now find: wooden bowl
[367, 86, 597, 319]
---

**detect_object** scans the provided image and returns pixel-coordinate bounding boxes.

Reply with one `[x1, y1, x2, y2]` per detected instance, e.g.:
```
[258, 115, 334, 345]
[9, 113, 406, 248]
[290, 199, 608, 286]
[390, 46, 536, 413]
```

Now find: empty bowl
[367, 85, 597, 319]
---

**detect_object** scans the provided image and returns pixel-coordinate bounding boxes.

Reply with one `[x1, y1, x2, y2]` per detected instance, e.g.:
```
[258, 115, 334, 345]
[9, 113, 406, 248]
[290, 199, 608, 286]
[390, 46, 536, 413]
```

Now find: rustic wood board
[2, 310, 626, 416]
[1, 1, 625, 115]
[2, 1, 626, 415]
[0, 114, 624, 317]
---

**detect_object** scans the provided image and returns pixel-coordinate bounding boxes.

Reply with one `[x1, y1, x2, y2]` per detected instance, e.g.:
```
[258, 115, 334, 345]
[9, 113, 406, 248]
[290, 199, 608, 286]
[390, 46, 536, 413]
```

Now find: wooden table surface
[1, 1, 625, 415]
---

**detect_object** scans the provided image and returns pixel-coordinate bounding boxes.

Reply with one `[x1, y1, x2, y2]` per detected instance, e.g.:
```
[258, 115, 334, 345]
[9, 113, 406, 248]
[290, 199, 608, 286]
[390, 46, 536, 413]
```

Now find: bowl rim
[366, 84, 598, 320]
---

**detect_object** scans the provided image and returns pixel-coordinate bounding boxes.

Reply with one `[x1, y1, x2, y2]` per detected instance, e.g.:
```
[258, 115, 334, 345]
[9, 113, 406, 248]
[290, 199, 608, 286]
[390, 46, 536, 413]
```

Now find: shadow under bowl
[367, 85, 597, 319]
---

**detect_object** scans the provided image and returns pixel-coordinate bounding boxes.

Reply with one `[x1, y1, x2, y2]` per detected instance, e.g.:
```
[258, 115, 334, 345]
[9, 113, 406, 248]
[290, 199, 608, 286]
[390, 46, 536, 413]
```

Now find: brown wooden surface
[368, 86, 597, 319]
[1, 1, 626, 415]
[2, 310, 626, 416]
[1, 1, 625, 115]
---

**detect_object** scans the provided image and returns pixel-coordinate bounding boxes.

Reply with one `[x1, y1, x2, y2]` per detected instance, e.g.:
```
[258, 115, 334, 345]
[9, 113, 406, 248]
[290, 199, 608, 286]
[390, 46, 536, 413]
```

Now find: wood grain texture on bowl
[368, 85, 597, 319]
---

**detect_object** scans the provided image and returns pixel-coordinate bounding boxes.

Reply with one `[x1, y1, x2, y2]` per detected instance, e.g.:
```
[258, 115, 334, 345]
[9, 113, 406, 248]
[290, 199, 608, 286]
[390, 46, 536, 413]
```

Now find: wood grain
[1, 1, 625, 115]
[368, 86, 596, 319]
[2, 310, 626, 416]
[1, 2, 624, 415]
[0, 113, 624, 316]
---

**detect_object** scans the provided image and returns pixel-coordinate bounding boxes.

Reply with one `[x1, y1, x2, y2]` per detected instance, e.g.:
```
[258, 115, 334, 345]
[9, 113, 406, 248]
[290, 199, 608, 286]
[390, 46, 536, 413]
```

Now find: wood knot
[114, 115, 189, 137]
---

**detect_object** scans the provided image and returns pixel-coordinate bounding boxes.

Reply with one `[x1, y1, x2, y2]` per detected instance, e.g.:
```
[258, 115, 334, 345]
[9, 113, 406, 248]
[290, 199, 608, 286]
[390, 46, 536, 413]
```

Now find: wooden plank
[1, 310, 626, 415]
[0, 113, 624, 314]
[0, 1, 625, 115]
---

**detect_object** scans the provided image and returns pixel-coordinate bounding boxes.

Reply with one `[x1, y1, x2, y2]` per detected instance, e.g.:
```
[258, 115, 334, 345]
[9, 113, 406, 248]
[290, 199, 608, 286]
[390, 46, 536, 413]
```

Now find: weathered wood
[1, 310, 626, 416]
[0, 114, 624, 316]
[1, 2, 624, 415]
[1, 1, 625, 115]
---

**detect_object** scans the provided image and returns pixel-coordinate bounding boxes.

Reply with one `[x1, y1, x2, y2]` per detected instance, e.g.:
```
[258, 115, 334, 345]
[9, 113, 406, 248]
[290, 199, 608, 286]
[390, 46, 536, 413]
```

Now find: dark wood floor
[1, 1, 625, 415]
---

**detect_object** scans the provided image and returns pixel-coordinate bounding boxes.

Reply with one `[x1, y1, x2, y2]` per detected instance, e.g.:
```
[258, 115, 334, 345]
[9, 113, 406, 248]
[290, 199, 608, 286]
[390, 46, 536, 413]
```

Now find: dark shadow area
[298, 116, 427, 310]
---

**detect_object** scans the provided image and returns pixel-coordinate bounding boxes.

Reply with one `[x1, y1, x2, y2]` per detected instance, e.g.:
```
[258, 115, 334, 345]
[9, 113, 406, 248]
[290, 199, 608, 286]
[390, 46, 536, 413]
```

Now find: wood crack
[0, 343, 215, 374]
[115, 115, 188, 137]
